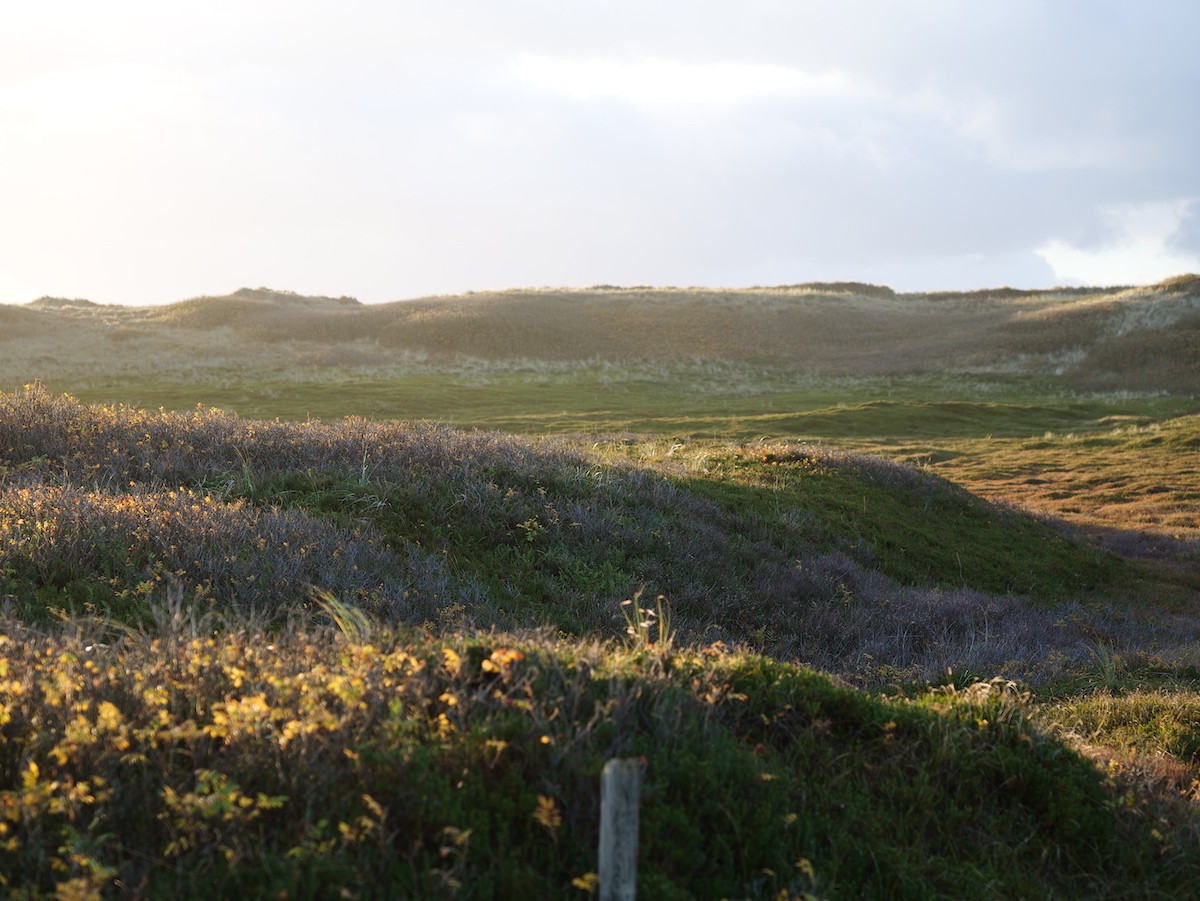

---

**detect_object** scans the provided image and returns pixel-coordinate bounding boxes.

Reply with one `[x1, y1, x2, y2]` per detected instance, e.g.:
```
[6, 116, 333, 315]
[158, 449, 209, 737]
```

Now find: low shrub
[0, 617, 1186, 899]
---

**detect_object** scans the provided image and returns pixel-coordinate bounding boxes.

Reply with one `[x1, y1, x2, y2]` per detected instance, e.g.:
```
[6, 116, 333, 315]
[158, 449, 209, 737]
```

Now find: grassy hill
[1, 277, 1198, 897]
[2, 279, 1196, 433]
[0, 385, 1153, 676]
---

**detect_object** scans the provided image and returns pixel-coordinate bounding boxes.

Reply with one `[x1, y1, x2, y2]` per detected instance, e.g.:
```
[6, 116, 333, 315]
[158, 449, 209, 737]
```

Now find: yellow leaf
[96, 701, 123, 732]
[571, 872, 600, 892]
[362, 794, 384, 819]
[533, 795, 562, 832]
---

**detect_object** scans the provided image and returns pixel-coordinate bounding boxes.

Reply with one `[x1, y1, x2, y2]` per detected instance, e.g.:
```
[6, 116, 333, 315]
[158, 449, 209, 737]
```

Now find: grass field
[1, 278, 1198, 898]
[36, 369, 1194, 442]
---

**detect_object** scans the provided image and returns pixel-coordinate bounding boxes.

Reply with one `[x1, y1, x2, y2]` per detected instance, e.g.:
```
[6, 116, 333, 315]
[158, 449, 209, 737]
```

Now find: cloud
[1037, 199, 1200, 286]
[0, 1, 1197, 303]
[0, 63, 195, 132]
[511, 55, 869, 109]
[905, 90, 1161, 173]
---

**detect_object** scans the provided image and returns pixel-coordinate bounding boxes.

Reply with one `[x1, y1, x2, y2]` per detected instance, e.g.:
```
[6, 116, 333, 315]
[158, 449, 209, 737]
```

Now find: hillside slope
[2, 279, 1197, 393]
[0, 384, 1158, 686]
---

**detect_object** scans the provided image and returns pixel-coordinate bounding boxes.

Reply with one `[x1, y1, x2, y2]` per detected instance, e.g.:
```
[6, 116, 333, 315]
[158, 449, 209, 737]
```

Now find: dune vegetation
[4, 280, 1197, 431]
[1, 277, 1198, 898]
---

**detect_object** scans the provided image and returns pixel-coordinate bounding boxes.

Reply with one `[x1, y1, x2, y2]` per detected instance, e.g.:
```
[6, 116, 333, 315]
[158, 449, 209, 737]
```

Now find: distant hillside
[1, 278, 1197, 395]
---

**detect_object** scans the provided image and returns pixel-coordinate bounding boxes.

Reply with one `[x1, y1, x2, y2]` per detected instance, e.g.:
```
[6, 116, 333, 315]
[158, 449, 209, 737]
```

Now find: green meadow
[48, 368, 1196, 441]
[1, 279, 1198, 898]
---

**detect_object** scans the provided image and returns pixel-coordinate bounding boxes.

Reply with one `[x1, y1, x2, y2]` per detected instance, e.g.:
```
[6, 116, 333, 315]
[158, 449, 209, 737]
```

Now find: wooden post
[599, 758, 641, 901]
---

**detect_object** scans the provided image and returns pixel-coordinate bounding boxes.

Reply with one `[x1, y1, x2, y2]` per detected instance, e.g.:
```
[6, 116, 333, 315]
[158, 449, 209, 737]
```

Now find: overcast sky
[2, 1, 1198, 305]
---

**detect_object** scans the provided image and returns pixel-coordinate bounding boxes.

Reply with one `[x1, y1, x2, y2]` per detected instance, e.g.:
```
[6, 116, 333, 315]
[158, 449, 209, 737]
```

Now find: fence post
[599, 757, 641, 901]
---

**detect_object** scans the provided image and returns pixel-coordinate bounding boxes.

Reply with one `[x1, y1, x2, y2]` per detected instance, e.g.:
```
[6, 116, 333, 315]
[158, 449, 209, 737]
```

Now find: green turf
[685, 452, 1126, 599]
[49, 370, 1194, 442]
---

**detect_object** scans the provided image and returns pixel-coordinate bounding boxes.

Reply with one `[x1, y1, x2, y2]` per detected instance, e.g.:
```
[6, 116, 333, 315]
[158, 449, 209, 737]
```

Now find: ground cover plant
[3, 280, 1196, 438]
[4, 612, 1198, 900]
[2, 382, 1200, 898]
[0, 384, 1162, 683]
[1, 275, 1198, 898]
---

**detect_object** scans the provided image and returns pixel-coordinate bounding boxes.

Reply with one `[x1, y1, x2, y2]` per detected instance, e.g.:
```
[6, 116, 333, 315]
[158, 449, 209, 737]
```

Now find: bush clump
[0, 616, 1182, 899]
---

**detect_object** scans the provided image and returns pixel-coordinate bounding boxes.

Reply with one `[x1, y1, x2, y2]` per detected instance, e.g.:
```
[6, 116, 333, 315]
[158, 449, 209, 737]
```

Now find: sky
[1, 1, 1198, 306]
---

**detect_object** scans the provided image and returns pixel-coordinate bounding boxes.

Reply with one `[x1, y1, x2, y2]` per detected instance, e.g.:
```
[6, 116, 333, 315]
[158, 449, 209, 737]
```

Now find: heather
[0, 385, 1149, 685]
[3, 383, 1200, 898]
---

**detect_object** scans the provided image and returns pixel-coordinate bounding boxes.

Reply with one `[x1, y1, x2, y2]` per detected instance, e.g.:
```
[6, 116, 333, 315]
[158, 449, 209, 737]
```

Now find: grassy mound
[689, 444, 1122, 597]
[1157, 272, 1200, 293]
[0, 385, 1124, 683]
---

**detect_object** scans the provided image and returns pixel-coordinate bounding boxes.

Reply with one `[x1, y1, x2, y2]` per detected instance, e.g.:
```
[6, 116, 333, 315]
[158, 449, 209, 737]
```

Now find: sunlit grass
[877, 415, 1200, 554]
[28, 368, 1195, 443]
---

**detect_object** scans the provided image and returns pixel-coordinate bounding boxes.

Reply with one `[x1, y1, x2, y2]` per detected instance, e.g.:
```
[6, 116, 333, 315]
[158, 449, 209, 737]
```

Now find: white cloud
[0, 63, 197, 132]
[1, 2, 1197, 304]
[1037, 199, 1200, 285]
[511, 55, 867, 109]
[894, 87, 1159, 173]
